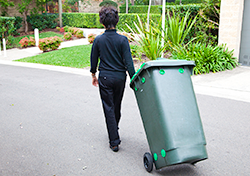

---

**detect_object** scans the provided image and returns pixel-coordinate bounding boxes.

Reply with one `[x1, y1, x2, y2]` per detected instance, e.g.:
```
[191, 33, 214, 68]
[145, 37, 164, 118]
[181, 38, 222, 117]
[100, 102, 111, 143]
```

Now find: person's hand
[92, 76, 98, 87]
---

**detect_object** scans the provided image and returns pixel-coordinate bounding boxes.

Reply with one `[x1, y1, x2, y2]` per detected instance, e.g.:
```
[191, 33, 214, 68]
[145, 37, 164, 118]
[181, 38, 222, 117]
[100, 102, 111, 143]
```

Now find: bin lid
[130, 58, 195, 84]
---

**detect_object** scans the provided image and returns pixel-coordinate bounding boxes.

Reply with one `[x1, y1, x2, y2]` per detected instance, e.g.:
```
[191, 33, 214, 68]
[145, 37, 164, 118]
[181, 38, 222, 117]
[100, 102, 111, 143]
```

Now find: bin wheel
[143, 152, 153, 172]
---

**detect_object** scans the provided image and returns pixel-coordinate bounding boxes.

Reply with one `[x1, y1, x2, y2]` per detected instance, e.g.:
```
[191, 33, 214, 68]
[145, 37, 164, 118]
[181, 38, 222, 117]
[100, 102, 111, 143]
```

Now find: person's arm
[121, 37, 135, 79]
[90, 38, 99, 87]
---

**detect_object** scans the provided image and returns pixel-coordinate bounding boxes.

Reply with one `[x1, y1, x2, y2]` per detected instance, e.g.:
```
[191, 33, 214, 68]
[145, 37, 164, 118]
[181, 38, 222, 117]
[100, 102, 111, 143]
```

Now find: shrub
[27, 13, 58, 31]
[117, 13, 161, 32]
[0, 17, 15, 42]
[73, 28, 79, 35]
[75, 30, 84, 38]
[28, 37, 36, 46]
[130, 44, 142, 59]
[6, 35, 15, 49]
[171, 43, 238, 74]
[120, 5, 162, 14]
[166, 10, 197, 48]
[13, 16, 23, 36]
[19, 37, 29, 48]
[62, 13, 161, 32]
[127, 16, 168, 60]
[19, 36, 36, 48]
[38, 36, 63, 52]
[64, 32, 72, 40]
[99, 0, 118, 8]
[60, 27, 65, 33]
[62, 13, 103, 28]
[68, 27, 79, 35]
[88, 33, 97, 43]
[63, 25, 70, 32]
[175, 0, 204, 4]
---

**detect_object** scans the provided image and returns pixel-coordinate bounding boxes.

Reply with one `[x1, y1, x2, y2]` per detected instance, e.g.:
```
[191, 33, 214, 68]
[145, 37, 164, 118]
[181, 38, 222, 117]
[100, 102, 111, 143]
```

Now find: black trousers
[98, 74, 126, 147]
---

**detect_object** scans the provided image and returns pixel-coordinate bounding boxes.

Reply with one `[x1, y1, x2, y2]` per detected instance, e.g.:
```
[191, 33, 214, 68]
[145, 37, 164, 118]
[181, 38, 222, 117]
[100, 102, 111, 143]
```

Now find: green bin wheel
[143, 152, 153, 172]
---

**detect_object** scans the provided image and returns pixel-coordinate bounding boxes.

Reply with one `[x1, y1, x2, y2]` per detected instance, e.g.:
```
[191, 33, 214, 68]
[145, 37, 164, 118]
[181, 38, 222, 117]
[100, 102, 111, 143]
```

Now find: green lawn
[16, 45, 92, 68]
[13, 32, 64, 48]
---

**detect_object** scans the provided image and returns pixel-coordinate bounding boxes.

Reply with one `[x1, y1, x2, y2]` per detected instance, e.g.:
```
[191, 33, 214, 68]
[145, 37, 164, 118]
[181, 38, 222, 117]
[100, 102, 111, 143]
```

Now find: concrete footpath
[0, 29, 250, 103]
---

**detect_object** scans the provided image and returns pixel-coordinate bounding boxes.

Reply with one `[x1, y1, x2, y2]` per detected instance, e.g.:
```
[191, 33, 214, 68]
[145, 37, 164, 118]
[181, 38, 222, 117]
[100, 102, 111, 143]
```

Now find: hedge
[119, 4, 202, 16]
[117, 13, 161, 32]
[62, 13, 103, 28]
[120, 5, 162, 14]
[62, 13, 161, 32]
[0, 17, 15, 40]
[99, 0, 118, 8]
[27, 13, 58, 31]
[175, 0, 204, 4]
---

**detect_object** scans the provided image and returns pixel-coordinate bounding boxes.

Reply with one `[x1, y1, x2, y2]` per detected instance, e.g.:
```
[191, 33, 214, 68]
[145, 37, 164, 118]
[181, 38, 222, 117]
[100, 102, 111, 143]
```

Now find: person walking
[90, 6, 135, 152]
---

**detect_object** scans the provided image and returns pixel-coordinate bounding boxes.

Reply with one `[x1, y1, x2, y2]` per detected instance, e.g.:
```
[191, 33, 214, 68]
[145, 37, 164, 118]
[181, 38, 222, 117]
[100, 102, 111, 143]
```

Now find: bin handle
[134, 80, 139, 92]
[146, 69, 151, 77]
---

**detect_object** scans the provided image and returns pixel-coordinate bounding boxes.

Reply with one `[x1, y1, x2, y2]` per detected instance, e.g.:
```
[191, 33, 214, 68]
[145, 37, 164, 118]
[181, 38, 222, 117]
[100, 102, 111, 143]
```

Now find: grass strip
[16, 45, 92, 68]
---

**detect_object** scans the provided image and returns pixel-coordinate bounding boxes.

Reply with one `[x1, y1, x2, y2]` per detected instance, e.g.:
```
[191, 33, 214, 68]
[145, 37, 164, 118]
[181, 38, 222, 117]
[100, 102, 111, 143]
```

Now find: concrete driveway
[0, 63, 250, 175]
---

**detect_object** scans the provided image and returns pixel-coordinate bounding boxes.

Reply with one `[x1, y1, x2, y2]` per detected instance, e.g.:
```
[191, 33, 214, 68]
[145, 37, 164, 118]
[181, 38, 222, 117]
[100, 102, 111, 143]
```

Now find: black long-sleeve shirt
[90, 29, 135, 79]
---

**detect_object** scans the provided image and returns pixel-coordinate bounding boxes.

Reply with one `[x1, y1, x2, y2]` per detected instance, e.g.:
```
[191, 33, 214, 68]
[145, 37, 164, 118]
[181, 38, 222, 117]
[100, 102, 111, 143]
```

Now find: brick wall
[1, 0, 38, 32]
[79, 0, 121, 13]
[218, 0, 244, 61]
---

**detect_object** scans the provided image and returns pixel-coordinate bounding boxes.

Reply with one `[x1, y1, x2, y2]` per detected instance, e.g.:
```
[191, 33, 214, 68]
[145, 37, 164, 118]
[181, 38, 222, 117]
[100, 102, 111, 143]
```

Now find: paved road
[1, 64, 250, 175]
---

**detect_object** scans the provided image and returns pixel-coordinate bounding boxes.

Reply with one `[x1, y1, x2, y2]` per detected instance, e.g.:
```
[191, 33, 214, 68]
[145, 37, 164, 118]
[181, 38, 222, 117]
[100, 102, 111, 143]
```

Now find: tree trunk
[24, 11, 28, 34]
[126, 0, 128, 13]
[131, 0, 134, 5]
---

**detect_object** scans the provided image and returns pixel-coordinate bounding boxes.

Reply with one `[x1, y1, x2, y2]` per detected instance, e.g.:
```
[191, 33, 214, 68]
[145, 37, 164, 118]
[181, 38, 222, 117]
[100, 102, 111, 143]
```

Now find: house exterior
[218, 0, 246, 64]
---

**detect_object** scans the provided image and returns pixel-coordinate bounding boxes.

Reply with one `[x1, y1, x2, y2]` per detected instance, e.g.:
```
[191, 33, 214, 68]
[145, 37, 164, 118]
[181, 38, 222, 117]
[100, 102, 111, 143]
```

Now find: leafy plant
[12, 32, 63, 49]
[195, 0, 220, 45]
[68, 27, 79, 35]
[171, 43, 238, 74]
[99, 0, 118, 8]
[62, 13, 160, 32]
[127, 16, 168, 60]
[120, 5, 161, 13]
[20, 37, 29, 48]
[88, 33, 97, 44]
[13, 16, 23, 36]
[6, 35, 15, 49]
[63, 26, 70, 32]
[27, 13, 58, 31]
[175, 0, 204, 4]
[64, 32, 72, 40]
[0, 17, 15, 40]
[19, 36, 36, 48]
[0, 0, 14, 16]
[28, 37, 36, 46]
[75, 30, 84, 38]
[130, 44, 142, 60]
[38, 36, 63, 52]
[60, 27, 65, 33]
[166, 10, 197, 49]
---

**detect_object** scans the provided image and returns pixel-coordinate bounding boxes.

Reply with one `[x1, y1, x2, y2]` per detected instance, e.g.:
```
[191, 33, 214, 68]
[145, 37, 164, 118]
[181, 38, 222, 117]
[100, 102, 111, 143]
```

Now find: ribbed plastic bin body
[130, 59, 207, 170]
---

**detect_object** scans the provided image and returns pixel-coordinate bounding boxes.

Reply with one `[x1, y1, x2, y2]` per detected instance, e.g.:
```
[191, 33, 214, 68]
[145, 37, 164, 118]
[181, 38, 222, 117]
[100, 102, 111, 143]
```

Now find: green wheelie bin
[130, 59, 208, 172]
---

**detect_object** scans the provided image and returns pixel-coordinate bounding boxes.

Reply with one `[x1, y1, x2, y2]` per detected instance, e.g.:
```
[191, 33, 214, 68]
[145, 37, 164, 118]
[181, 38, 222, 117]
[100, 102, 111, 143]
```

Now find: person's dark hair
[99, 6, 119, 29]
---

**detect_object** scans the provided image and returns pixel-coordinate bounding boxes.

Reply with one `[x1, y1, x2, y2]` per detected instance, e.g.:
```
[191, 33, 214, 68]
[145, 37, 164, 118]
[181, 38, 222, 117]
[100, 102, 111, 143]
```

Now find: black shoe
[110, 145, 119, 152]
